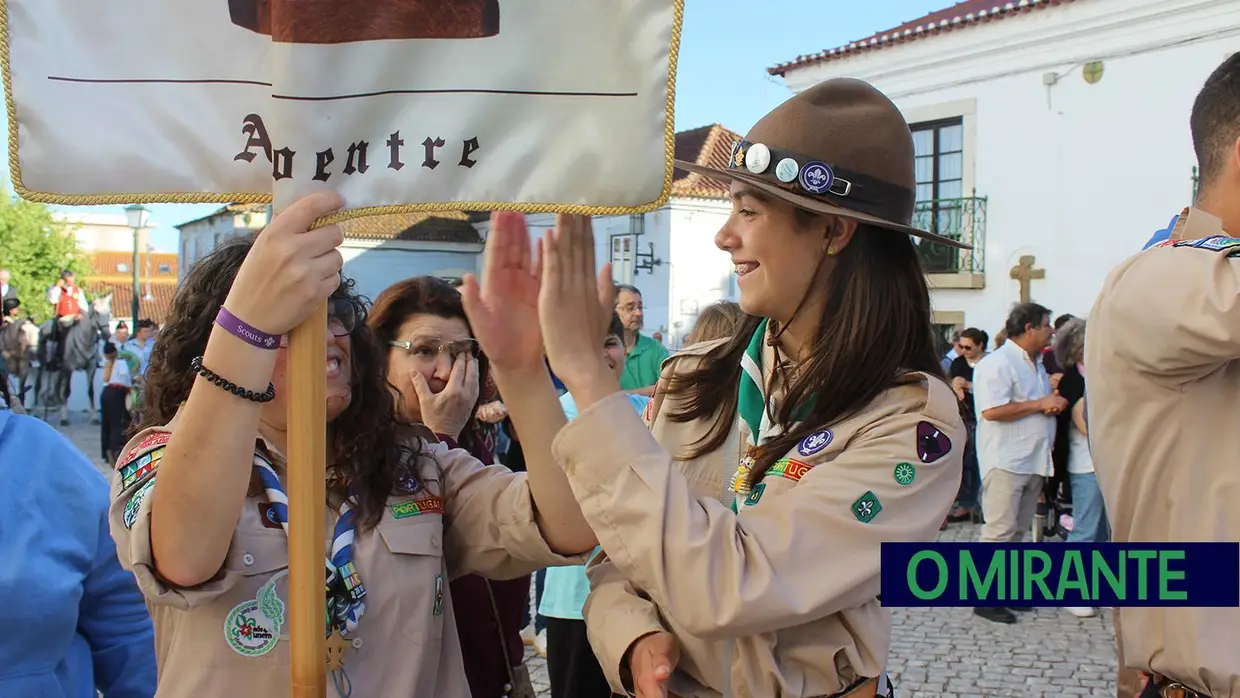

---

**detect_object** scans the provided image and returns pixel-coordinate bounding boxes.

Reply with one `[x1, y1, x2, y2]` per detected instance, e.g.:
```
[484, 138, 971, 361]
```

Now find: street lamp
[125, 204, 150, 325]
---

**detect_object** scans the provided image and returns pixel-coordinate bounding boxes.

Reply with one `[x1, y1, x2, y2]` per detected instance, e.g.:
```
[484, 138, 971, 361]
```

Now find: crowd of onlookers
[1, 255, 1097, 693]
[939, 303, 1103, 625]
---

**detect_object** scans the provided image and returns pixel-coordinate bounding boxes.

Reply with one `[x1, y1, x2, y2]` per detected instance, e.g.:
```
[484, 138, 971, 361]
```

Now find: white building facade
[474, 124, 742, 349]
[772, 0, 1240, 343]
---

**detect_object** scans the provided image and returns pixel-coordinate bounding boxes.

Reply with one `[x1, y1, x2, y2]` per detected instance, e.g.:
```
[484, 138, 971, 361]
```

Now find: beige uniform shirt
[1086, 207, 1240, 698]
[108, 418, 586, 697]
[556, 338, 964, 697]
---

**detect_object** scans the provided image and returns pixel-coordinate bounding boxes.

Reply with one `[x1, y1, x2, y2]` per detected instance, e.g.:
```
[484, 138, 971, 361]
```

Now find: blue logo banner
[880, 543, 1239, 607]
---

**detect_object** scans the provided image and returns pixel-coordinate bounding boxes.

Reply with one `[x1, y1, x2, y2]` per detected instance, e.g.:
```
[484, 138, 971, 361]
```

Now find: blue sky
[6, 0, 944, 252]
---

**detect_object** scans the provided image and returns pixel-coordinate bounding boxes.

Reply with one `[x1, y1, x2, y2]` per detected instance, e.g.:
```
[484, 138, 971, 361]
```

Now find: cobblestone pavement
[53, 413, 1117, 698]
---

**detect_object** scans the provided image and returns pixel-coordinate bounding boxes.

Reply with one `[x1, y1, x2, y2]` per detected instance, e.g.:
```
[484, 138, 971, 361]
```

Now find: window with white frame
[611, 234, 635, 286]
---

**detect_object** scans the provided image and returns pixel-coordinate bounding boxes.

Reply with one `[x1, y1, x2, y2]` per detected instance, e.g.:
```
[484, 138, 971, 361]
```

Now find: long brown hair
[367, 276, 491, 457]
[139, 235, 420, 532]
[664, 217, 944, 488]
[685, 300, 744, 346]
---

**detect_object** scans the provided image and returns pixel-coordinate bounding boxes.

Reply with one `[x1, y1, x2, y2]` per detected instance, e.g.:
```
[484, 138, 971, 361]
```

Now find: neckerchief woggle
[733, 318, 812, 512]
[252, 454, 367, 636]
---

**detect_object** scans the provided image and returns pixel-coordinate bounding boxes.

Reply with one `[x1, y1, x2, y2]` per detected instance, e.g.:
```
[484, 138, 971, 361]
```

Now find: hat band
[728, 140, 914, 223]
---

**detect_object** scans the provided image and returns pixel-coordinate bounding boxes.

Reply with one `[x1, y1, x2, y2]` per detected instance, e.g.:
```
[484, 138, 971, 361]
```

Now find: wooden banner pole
[287, 305, 327, 698]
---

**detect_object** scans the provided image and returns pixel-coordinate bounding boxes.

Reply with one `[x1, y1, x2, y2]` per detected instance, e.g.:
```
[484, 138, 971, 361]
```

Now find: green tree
[0, 196, 87, 324]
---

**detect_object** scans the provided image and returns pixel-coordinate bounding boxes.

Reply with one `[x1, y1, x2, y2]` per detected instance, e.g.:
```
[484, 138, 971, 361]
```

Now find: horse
[36, 294, 112, 426]
[0, 317, 40, 409]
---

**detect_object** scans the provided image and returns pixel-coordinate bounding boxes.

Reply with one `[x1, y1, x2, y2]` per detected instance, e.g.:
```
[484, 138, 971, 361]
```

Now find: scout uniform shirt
[558, 335, 964, 698]
[108, 414, 586, 697]
[1086, 206, 1240, 698]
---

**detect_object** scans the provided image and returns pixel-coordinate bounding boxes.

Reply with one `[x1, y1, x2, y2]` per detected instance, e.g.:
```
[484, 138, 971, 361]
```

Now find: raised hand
[222, 191, 345, 335]
[460, 212, 545, 371]
[538, 215, 616, 391]
[409, 354, 479, 439]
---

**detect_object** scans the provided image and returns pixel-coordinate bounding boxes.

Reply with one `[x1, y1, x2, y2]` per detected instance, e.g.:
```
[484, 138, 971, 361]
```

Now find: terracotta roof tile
[769, 0, 1077, 76]
[88, 251, 179, 282]
[671, 124, 743, 200]
[341, 211, 482, 244]
[86, 280, 178, 326]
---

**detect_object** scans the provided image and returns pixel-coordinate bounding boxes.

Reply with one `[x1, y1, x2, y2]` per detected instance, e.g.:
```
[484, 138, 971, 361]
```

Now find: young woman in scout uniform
[107, 192, 595, 697]
[480, 79, 969, 698]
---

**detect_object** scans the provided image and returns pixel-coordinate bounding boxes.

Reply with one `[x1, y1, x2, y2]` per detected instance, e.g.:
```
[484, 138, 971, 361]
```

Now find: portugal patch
[389, 496, 444, 519]
[116, 432, 172, 470]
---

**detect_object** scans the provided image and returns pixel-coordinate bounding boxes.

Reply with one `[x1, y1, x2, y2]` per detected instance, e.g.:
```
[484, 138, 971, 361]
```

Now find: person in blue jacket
[0, 372, 157, 698]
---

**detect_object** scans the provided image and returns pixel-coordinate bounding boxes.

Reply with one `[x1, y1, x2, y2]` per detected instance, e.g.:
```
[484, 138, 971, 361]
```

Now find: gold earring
[827, 246, 837, 256]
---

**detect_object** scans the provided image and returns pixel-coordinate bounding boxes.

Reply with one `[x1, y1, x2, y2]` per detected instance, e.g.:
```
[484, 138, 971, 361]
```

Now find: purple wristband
[215, 308, 281, 349]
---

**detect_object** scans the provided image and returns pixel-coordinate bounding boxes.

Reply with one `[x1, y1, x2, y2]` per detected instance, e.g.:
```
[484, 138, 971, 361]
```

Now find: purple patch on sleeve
[916, 421, 951, 463]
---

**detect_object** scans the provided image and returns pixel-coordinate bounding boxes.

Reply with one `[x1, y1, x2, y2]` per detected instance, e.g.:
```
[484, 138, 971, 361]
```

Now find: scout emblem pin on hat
[675, 78, 971, 249]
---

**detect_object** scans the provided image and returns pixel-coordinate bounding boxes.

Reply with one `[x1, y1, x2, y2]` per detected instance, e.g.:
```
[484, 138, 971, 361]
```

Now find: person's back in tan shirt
[1087, 209, 1240, 698]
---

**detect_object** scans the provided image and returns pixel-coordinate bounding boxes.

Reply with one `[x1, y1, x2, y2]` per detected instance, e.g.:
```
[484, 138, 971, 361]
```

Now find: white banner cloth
[2, 0, 681, 216]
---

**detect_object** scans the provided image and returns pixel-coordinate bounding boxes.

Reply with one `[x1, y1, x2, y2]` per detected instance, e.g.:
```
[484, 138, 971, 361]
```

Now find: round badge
[774, 158, 799, 183]
[224, 570, 288, 658]
[893, 462, 917, 486]
[799, 161, 834, 194]
[797, 429, 833, 456]
[745, 143, 771, 174]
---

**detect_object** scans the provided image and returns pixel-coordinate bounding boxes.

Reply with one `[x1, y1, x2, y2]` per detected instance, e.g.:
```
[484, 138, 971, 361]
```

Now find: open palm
[460, 212, 545, 370]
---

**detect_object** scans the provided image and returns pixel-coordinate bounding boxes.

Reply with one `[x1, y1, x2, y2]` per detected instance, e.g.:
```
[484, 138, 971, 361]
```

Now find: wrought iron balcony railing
[910, 195, 987, 275]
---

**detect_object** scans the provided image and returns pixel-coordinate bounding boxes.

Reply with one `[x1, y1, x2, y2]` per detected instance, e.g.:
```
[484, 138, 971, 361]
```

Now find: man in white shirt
[970, 302, 1067, 624]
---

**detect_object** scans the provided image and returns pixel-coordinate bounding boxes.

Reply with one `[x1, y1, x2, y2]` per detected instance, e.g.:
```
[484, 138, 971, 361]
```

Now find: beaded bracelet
[190, 356, 275, 403]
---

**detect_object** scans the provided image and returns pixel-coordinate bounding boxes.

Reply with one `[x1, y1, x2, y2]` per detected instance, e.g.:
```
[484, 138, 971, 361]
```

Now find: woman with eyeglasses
[107, 193, 596, 697]
[368, 275, 535, 698]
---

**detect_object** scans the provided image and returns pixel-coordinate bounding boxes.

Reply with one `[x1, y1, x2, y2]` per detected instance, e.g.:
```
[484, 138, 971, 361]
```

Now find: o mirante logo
[879, 543, 1240, 607]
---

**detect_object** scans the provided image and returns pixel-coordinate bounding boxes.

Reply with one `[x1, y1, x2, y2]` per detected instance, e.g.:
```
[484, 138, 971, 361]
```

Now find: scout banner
[1, 0, 682, 218]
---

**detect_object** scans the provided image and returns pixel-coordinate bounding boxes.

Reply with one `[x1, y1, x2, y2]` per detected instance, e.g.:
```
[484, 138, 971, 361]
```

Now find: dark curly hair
[137, 234, 421, 532]
[367, 276, 490, 456]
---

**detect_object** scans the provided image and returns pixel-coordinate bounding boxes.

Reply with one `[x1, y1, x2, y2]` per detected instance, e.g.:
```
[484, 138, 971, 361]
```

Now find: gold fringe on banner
[0, 0, 684, 225]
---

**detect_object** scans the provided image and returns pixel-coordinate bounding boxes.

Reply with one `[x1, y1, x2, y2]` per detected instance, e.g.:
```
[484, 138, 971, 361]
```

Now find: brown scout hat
[675, 78, 970, 250]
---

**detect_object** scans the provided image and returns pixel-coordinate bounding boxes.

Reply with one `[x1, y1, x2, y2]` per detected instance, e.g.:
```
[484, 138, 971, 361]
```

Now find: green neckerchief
[733, 320, 814, 513]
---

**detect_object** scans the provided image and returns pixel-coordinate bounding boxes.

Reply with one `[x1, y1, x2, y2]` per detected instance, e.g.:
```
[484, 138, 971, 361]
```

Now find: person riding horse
[46, 269, 88, 371]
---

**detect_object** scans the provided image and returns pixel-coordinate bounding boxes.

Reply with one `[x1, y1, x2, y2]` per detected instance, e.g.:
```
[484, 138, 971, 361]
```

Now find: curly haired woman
[107, 192, 594, 697]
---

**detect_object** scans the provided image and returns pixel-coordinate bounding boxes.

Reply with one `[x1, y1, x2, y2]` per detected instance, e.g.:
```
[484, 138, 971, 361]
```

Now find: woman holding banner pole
[473, 79, 967, 698]
[106, 191, 595, 697]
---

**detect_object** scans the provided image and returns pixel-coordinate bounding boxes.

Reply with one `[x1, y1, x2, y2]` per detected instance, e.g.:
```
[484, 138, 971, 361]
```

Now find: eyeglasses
[389, 335, 481, 362]
[277, 297, 360, 347]
[327, 297, 360, 338]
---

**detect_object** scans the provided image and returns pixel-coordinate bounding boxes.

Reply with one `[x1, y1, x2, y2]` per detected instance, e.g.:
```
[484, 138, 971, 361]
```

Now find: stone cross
[1009, 255, 1045, 303]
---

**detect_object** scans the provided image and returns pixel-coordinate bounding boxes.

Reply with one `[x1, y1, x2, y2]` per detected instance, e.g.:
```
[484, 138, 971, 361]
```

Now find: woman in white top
[1053, 319, 1108, 618]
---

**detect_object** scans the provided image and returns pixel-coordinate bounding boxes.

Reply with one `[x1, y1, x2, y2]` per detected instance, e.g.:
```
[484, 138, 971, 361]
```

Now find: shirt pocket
[200, 533, 292, 668]
[377, 518, 447, 648]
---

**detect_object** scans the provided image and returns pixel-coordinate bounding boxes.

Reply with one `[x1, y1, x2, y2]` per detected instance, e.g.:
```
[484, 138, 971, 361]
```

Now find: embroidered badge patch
[123, 478, 156, 529]
[116, 432, 172, 470]
[797, 429, 833, 456]
[916, 421, 951, 463]
[744, 482, 766, 507]
[120, 447, 164, 490]
[257, 503, 283, 530]
[224, 569, 289, 658]
[893, 462, 917, 486]
[643, 397, 655, 425]
[767, 458, 814, 483]
[433, 574, 444, 616]
[851, 491, 882, 523]
[389, 496, 444, 519]
[1172, 235, 1240, 255]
